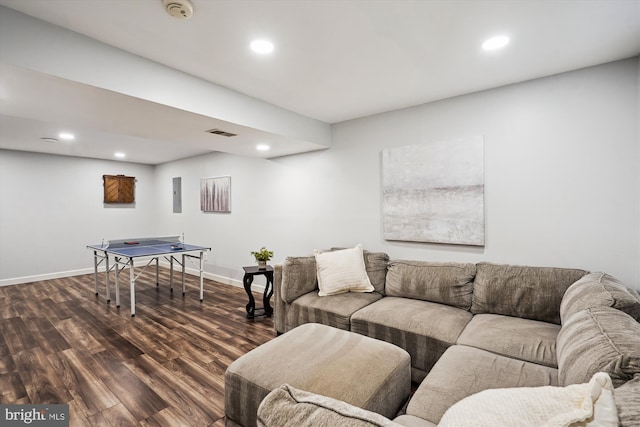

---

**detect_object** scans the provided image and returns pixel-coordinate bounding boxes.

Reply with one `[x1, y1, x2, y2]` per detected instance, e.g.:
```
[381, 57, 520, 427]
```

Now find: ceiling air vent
[205, 128, 237, 137]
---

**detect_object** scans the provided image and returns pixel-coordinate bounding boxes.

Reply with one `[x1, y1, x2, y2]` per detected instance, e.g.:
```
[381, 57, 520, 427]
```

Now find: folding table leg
[170, 257, 174, 293]
[93, 251, 99, 295]
[199, 251, 204, 302]
[182, 253, 186, 295]
[130, 258, 135, 317]
[114, 257, 119, 308]
[105, 255, 111, 303]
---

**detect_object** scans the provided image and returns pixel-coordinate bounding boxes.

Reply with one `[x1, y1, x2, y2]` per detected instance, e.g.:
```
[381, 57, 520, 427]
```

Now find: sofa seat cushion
[614, 374, 640, 427]
[456, 314, 560, 368]
[286, 291, 383, 331]
[437, 372, 618, 427]
[385, 261, 475, 309]
[560, 272, 640, 324]
[392, 415, 437, 427]
[557, 306, 640, 387]
[471, 263, 587, 324]
[406, 345, 558, 424]
[351, 297, 473, 382]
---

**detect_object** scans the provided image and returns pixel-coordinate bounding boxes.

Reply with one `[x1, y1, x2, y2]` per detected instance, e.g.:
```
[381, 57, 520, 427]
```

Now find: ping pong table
[87, 236, 211, 316]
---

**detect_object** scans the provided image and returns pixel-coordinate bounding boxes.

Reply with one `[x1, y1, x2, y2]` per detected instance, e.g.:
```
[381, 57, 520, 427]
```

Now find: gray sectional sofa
[269, 250, 640, 426]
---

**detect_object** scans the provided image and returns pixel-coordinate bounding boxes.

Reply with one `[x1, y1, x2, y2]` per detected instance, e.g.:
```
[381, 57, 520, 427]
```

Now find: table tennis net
[103, 236, 182, 249]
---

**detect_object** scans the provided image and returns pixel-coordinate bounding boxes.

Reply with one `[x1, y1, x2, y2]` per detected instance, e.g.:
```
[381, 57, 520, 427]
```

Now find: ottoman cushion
[225, 323, 411, 427]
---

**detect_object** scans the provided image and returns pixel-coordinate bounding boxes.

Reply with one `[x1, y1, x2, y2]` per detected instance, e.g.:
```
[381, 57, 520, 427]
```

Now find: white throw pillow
[438, 372, 618, 427]
[314, 244, 374, 296]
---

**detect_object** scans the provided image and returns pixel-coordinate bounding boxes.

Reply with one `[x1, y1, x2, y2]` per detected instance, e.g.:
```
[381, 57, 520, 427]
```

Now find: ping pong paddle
[124, 241, 140, 245]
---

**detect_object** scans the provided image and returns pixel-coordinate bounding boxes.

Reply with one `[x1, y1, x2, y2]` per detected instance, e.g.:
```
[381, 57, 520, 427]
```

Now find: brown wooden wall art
[103, 174, 135, 203]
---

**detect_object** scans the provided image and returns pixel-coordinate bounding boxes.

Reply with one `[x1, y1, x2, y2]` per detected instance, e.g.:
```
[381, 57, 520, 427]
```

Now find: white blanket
[438, 372, 618, 427]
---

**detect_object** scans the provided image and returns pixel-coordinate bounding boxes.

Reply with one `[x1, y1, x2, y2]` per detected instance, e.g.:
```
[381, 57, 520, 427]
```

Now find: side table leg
[263, 272, 274, 317]
[243, 274, 255, 318]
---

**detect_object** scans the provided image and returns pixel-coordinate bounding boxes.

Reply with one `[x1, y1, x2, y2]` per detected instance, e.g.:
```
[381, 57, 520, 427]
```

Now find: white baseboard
[0, 268, 94, 287]
[0, 264, 266, 293]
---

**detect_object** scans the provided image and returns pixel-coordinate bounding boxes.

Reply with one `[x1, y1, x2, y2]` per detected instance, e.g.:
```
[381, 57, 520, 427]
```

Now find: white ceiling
[0, 0, 639, 164]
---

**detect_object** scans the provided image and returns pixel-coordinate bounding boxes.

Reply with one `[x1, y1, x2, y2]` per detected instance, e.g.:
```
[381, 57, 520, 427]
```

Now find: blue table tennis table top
[88, 238, 210, 258]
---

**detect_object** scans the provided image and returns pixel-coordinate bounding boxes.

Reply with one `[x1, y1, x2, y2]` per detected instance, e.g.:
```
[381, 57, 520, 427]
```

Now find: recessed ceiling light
[482, 36, 510, 51]
[114, 152, 126, 158]
[250, 39, 274, 54]
[256, 144, 270, 151]
[58, 132, 75, 140]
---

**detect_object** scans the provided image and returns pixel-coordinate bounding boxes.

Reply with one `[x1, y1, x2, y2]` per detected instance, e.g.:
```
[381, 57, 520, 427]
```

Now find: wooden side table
[242, 265, 274, 319]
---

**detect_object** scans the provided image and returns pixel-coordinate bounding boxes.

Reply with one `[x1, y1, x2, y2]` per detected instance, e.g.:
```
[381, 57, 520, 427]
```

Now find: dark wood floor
[0, 268, 276, 426]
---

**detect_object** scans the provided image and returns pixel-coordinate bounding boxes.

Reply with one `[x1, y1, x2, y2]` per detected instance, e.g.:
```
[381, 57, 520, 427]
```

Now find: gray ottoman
[225, 323, 411, 427]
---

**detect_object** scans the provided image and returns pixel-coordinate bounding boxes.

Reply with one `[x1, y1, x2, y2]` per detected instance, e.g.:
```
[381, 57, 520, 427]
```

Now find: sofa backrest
[363, 251, 390, 294]
[385, 261, 476, 310]
[471, 263, 587, 324]
[281, 256, 318, 304]
[280, 250, 390, 303]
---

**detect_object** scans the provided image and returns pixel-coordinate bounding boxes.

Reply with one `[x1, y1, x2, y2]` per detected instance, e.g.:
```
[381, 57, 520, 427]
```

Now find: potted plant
[251, 247, 273, 269]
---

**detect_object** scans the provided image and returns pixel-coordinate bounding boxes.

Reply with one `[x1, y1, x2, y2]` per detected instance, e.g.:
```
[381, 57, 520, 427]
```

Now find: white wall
[155, 58, 640, 288]
[2, 58, 638, 288]
[0, 150, 156, 284]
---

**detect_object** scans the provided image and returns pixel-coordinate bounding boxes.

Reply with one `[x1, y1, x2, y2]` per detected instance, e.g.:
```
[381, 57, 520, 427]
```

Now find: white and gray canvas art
[382, 136, 484, 246]
[200, 176, 231, 212]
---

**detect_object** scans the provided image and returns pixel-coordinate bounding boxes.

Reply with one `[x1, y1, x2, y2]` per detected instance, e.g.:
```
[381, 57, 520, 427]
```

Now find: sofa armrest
[273, 264, 286, 335]
[258, 384, 403, 427]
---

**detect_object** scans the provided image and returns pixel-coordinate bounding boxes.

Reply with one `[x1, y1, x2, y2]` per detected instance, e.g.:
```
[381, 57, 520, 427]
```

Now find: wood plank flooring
[0, 268, 276, 426]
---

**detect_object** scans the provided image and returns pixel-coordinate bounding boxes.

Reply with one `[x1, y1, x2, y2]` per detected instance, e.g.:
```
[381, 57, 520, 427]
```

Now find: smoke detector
[163, 0, 194, 20]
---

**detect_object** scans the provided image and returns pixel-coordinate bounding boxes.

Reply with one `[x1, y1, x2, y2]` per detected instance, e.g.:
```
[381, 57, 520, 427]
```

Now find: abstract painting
[382, 136, 484, 246]
[200, 176, 231, 212]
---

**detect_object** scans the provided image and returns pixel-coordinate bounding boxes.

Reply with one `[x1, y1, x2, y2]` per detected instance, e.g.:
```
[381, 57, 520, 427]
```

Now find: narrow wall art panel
[382, 136, 484, 246]
[200, 176, 231, 212]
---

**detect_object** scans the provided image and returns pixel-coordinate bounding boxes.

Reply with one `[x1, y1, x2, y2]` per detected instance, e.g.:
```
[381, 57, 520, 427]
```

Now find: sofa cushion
[437, 372, 618, 427]
[257, 384, 404, 427]
[392, 415, 437, 427]
[456, 314, 560, 368]
[557, 306, 640, 387]
[406, 345, 558, 424]
[385, 261, 475, 309]
[281, 255, 317, 304]
[286, 291, 383, 331]
[351, 297, 473, 382]
[363, 251, 390, 294]
[614, 374, 640, 427]
[471, 263, 587, 324]
[315, 244, 374, 296]
[560, 272, 640, 324]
